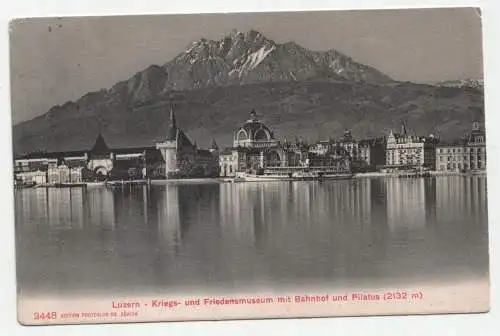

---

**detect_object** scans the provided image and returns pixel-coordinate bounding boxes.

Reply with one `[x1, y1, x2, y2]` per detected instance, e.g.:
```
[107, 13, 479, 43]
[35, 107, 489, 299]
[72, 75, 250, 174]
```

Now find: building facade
[47, 165, 83, 184]
[14, 133, 166, 184]
[14, 170, 48, 186]
[309, 130, 386, 172]
[358, 138, 386, 169]
[385, 124, 438, 170]
[435, 121, 487, 172]
[219, 110, 351, 177]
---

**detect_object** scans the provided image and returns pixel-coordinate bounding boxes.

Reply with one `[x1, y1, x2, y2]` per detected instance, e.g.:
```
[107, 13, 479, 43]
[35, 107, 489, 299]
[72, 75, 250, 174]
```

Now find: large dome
[237, 120, 273, 141]
[233, 110, 276, 147]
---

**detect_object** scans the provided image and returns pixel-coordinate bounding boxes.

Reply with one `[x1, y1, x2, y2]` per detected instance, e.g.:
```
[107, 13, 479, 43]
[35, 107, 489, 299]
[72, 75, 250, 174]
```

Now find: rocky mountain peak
[158, 29, 393, 92]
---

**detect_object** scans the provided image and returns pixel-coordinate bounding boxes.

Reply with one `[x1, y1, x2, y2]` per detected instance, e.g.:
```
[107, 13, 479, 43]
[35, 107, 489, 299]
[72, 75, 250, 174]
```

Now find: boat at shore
[229, 172, 354, 182]
[105, 180, 149, 186]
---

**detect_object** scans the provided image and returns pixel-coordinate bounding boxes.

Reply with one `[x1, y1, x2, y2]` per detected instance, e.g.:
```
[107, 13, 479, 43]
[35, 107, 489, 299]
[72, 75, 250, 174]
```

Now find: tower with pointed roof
[209, 138, 219, 153]
[156, 105, 199, 178]
[87, 132, 114, 177]
[166, 105, 177, 140]
[90, 133, 110, 157]
[400, 122, 407, 136]
[156, 105, 180, 177]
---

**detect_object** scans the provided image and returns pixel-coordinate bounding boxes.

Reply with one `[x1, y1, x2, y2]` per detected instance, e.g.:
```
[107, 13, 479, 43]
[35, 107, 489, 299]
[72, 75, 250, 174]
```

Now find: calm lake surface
[15, 177, 489, 296]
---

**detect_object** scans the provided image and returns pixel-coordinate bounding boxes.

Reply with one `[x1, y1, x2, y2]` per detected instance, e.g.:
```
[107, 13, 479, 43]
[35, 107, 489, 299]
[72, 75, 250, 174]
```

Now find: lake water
[14, 177, 489, 297]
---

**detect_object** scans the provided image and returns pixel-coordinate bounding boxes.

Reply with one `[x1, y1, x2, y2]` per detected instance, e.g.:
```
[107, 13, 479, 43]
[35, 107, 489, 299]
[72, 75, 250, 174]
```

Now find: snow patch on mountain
[237, 45, 276, 76]
[158, 29, 393, 91]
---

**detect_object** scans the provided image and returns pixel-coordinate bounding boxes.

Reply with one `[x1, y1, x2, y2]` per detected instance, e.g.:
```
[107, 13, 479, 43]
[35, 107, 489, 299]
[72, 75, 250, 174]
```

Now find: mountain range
[12, 30, 484, 156]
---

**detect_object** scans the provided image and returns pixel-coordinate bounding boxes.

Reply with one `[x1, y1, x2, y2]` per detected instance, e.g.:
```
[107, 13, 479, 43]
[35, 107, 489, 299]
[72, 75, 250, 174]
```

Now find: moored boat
[235, 172, 354, 182]
[239, 174, 294, 182]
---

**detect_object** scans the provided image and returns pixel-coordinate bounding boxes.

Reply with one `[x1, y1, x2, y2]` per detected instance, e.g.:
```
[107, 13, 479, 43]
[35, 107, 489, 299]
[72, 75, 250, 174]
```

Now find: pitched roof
[91, 133, 110, 155]
[196, 149, 214, 157]
[177, 129, 194, 148]
[211, 138, 219, 149]
[166, 106, 177, 140]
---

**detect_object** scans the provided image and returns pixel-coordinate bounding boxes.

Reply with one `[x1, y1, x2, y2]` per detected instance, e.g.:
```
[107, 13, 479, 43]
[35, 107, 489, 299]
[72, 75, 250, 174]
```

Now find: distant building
[219, 148, 237, 177]
[14, 133, 165, 184]
[358, 138, 386, 169]
[309, 130, 386, 171]
[233, 110, 280, 149]
[14, 170, 47, 186]
[155, 106, 219, 178]
[87, 134, 114, 176]
[385, 123, 439, 170]
[14, 156, 58, 173]
[219, 110, 351, 176]
[435, 121, 487, 172]
[14, 107, 219, 183]
[47, 165, 83, 184]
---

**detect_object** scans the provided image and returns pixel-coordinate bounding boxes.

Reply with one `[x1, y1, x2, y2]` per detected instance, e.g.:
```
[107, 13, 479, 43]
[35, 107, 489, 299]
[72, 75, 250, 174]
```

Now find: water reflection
[156, 185, 181, 250]
[435, 176, 488, 225]
[87, 187, 115, 230]
[386, 178, 427, 235]
[14, 177, 489, 295]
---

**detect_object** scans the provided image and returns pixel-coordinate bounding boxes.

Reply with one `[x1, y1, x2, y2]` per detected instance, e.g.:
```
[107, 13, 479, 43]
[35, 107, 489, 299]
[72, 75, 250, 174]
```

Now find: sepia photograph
[9, 7, 489, 325]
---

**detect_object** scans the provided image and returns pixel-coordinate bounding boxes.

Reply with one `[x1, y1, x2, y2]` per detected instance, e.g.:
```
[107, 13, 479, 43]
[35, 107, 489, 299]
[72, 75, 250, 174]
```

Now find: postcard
[10, 7, 488, 325]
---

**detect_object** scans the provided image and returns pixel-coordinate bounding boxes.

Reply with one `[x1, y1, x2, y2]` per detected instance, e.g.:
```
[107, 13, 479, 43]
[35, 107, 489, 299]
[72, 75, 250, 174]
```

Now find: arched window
[267, 151, 281, 167]
[254, 129, 269, 141]
[237, 130, 248, 141]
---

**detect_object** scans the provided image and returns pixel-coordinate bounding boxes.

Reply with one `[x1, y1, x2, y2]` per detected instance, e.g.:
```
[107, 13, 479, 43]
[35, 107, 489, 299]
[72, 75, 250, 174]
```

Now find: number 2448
[33, 312, 57, 320]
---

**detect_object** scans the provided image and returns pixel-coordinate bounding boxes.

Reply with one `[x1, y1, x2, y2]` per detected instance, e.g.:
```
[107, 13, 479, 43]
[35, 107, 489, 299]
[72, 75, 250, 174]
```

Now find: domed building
[233, 110, 279, 148]
[219, 110, 352, 177]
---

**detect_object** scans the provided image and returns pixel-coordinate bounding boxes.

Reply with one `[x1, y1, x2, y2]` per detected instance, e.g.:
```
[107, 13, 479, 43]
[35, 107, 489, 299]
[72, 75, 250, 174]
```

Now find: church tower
[156, 105, 179, 177]
[401, 122, 407, 136]
[209, 138, 219, 153]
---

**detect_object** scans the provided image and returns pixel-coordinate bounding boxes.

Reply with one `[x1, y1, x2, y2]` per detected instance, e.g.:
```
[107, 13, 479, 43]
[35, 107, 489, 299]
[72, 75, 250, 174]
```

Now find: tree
[109, 167, 128, 180]
[128, 167, 139, 180]
[81, 168, 96, 182]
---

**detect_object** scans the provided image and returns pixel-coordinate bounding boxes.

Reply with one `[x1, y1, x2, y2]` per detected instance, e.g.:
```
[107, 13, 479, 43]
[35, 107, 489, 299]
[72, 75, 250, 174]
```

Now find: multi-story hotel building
[435, 121, 486, 172]
[385, 124, 439, 170]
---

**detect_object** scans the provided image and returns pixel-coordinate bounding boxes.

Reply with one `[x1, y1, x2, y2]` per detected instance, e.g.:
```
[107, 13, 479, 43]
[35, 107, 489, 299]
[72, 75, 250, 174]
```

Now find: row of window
[388, 144, 426, 149]
[437, 156, 484, 162]
[439, 162, 484, 171]
[437, 147, 483, 153]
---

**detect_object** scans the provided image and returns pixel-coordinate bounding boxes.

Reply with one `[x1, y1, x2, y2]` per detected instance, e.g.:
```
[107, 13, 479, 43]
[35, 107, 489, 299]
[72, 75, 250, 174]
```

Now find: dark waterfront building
[155, 107, 219, 178]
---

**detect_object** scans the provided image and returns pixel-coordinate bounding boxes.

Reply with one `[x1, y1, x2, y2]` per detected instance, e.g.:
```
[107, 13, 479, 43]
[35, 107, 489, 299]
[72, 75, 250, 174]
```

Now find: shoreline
[15, 171, 488, 189]
[354, 171, 487, 178]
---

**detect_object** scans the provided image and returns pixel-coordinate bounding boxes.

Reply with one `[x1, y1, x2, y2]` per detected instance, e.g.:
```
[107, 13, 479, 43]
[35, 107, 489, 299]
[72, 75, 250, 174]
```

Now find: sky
[9, 7, 483, 124]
